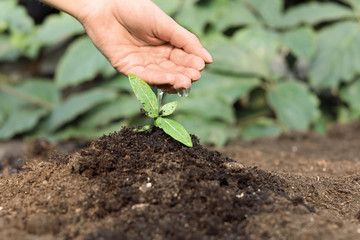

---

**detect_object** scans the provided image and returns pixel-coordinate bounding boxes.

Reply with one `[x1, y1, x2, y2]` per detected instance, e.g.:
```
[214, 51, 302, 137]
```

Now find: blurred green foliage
[1, 0, 360, 146]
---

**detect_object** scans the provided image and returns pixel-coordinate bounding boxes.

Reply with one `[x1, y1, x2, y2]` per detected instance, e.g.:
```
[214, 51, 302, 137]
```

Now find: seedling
[128, 73, 193, 147]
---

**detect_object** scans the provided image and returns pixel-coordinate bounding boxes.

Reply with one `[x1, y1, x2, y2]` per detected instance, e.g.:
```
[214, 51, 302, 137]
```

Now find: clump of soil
[1, 124, 360, 239]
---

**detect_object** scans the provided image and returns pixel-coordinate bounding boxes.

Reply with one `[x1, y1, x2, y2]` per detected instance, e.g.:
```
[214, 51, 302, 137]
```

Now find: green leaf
[176, 93, 235, 124]
[0, 108, 47, 139]
[166, 71, 259, 124]
[155, 117, 193, 147]
[17, 78, 60, 105]
[342, 0, 360, 15]
[206, 27, 281, 77]
[308, 21, 360, 88]
[128, 73, 159, 118]
[0, 35, 21, 61]
[339, 79, 360, 118]
[42, 89, 117, 131]
[240, 118, 282, 140]
[267, 81, 320, 130]
[79, 96, 140, 129]
[174, 114, 234, 146]
[196, 71, 260, 104]
[153, 0, 181, 15]
[244, 0, 283, 27]
[207, 41, 268, 76]
[101, 74, 133, 92]
[43, 121, 124, 142]
[194, 71, 260, 103]
[208, 27, 280, 77]
[0, 109, 5, 126]
[175, 0, 226, 36]
[0, 0, 34, 34]
[55, 36, 110, 88]
[160, 101, 177, 117]
[0, 78, 58, 111]
[32, 13, 84, 46]
[282, 26, 317, 62]
[215, 0, 259, 31]
[338, 106, 359, 123]
[312, 115, 331, 134]
[281, 2, 354, 28]
[233, 27, 280, 73]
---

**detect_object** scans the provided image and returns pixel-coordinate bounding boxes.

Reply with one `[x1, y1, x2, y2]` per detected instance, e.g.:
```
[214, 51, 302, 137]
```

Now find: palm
[79, 0, 209, 92]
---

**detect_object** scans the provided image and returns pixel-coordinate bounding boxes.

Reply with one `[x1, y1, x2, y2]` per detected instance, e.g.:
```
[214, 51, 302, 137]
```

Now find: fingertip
[188, 69, 201, 81]
[164, 73, 176, 85]
[201, 48, 213, 63]
[173, 75, 192, 90]
[193, 58, 205, 71]
[191, 71, 201, 81]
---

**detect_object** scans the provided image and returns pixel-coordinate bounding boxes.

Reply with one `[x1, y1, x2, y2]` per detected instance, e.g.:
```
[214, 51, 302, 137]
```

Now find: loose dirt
[0, 121, 360, 240]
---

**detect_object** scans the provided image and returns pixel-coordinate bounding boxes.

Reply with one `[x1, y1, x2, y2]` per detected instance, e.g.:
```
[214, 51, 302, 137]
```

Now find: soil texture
[0, 122, 360, 240]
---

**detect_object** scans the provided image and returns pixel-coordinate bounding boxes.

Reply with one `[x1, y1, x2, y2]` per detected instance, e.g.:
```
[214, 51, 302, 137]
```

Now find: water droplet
[184, 88, 191, 97]
[177, 88, 191, 98]
[177, 90, 184, 97]
[157, 89, 164, 111]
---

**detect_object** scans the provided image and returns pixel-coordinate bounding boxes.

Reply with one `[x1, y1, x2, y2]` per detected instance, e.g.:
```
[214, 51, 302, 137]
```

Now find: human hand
[57, 0, 212, 93]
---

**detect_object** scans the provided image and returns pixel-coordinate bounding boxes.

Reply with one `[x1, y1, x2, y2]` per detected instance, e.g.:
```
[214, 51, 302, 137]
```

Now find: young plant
[128, 73, 193, 147]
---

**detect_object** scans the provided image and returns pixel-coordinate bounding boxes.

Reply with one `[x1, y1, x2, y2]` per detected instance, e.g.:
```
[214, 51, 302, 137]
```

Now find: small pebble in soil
[131, 203, 150, 211]
[236, 193, 245, 198]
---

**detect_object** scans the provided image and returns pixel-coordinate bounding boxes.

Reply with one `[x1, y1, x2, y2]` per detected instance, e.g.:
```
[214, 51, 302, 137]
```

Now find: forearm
[39, 0, 92, 20]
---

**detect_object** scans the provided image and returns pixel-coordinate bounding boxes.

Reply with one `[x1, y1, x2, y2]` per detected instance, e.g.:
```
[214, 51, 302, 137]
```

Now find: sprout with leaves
[128, 74, 193, 147]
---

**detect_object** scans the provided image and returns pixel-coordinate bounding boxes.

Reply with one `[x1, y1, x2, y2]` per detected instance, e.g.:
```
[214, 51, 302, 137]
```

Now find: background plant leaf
[55, 36, 112, 88]
[79, 96, 140, 129]
[215, 0, 259, 31]
[339, 79, 360, 119]
[240, 117, 282, 140]
[0, 108, 47, 139]
[0, 35, 21, 61]
[282, 26, 316, 62]
[41, 89, 117, 131]
[175, 0, 226, 36]
[308, 21, 360, 88]
[281, 2, 354, 28]
[0, 0, 34, 34]
[267, 81, 320, 130]
[154, 0, 181, 15]
[244, 0, 283, 27]
[32, 13, 84, 47]
[174, 114, 234, 146]
[44, 121, 124, 142]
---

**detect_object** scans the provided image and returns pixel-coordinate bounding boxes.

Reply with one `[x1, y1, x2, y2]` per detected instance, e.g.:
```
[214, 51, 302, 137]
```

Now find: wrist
[39, 0, 97, 21]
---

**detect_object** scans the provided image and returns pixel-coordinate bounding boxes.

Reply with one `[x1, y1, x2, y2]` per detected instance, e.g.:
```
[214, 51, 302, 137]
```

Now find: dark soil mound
[1, 126, 360, 239]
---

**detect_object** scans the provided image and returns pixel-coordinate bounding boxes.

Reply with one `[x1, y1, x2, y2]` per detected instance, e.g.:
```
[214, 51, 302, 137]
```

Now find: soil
[1, 121, 360, 240]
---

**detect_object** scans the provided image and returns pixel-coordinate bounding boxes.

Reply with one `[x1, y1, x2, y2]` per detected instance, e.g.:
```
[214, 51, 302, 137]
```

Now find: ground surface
[0, 121, 360, 239]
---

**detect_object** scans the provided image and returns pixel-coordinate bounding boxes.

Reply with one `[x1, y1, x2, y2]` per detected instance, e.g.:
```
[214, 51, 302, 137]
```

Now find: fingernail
[202, 48, 213, 63]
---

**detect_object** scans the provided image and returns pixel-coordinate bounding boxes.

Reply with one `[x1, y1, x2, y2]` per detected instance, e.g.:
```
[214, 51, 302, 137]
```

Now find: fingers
[170, 48, 205, 71]
[154, 11, 213, 63]
[170, 26, 213, 63]
[128, 65, 192, 90]
[158, 60, 201, 81]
